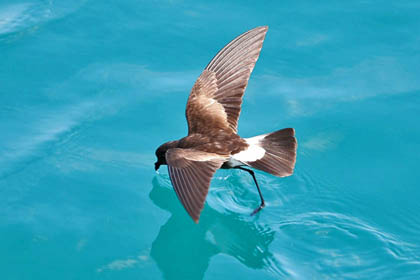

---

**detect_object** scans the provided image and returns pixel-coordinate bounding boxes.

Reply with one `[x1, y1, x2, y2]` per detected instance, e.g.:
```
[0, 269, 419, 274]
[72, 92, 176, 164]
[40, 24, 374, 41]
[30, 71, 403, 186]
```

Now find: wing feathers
[186, 26, 268, 135]
[214, 40, 264, 80]
[206, 28, 252, 70]
[207, 27, 266, 73]
[166, 148, 225, 222]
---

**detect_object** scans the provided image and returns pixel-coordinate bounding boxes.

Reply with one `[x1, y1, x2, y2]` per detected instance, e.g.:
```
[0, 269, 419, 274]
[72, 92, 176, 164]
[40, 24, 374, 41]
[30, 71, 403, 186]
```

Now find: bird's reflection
[150, 176, 277, 280]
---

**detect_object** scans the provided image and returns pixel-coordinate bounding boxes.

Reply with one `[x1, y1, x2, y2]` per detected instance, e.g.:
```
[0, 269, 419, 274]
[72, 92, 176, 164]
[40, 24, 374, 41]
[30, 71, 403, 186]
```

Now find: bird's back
[177, 131, 248, 156]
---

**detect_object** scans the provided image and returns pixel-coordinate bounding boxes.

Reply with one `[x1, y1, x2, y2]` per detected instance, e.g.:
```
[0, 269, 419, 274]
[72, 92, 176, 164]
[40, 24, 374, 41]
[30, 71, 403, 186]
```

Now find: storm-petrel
[155, 26, 297, 223]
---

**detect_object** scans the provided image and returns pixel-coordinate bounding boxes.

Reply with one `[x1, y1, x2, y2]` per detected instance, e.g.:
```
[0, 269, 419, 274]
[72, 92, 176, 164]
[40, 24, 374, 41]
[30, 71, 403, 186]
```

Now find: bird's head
[154, 141, 177, 171]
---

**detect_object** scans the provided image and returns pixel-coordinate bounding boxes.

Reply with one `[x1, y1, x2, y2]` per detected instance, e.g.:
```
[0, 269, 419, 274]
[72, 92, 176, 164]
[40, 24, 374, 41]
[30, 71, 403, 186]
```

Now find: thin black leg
[236, 166, 265, 216]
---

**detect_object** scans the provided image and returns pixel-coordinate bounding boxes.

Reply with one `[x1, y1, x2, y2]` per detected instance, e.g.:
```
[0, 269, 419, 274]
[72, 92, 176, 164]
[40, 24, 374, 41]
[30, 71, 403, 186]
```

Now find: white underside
[231, 135, 266, 164]
[224, 157, 245, 168]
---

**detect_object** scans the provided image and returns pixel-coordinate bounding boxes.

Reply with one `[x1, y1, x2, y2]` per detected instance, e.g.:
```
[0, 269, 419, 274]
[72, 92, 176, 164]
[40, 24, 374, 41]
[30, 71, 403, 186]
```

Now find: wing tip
[253, 26, 269, 34]
[187, 208, 202, 224]
[245, 26, 268, 39]
[192, 215, 200, 224]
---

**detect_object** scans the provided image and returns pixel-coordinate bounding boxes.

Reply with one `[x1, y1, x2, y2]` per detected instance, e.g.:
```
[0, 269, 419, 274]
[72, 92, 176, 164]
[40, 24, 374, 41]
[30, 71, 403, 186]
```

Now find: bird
[154, 26, 297, 223]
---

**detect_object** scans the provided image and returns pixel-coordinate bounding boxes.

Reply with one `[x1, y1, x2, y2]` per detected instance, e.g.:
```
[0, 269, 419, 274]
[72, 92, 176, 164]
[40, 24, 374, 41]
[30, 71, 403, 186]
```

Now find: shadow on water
[149, 176, 278, 280]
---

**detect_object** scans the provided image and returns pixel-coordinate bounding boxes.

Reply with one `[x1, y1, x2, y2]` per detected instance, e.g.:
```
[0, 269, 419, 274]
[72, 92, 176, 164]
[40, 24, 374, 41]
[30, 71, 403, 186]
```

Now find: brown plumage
[155, 26, 297, 223]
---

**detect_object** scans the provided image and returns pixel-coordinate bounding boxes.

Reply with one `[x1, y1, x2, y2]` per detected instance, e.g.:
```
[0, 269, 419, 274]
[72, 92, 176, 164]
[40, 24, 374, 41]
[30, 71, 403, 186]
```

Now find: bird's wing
[186, 26, 268, 135]
[165, 148, 227, 222]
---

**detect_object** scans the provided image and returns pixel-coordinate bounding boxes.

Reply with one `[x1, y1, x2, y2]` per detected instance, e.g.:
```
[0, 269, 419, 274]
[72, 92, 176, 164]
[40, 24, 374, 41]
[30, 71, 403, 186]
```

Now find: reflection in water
[149, 177, 277, 279]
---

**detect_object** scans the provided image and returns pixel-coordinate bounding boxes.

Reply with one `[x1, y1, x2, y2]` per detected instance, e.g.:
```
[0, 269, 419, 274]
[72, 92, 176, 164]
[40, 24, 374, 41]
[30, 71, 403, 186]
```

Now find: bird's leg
[236, 166, 265, 215]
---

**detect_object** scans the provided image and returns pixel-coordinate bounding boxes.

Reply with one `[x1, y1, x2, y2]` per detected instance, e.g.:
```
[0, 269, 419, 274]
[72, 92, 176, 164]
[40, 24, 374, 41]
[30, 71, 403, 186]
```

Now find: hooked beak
[154, 162, 160, 171]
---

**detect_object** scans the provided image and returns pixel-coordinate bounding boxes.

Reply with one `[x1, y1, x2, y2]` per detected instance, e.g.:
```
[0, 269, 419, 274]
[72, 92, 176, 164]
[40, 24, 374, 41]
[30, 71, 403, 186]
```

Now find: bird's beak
[154, 162, 160, 171]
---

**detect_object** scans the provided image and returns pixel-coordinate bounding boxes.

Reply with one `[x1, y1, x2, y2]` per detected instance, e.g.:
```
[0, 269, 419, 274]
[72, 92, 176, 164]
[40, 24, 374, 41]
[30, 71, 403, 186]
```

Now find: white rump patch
[232, 134, 266, 162]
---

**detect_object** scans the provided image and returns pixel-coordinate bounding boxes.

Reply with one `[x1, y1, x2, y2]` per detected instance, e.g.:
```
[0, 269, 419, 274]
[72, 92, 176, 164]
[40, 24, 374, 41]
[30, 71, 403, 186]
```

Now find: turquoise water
[1, 0, 420, 279]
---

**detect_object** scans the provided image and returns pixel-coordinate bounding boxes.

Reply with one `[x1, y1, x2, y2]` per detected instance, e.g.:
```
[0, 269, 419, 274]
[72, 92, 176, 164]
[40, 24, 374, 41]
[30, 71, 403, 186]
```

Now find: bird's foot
[250, 202, 265, 216]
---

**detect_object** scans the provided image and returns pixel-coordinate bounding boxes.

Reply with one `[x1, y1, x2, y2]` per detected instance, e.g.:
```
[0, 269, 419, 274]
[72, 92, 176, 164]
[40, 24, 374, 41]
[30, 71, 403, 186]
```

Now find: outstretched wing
[186, 26, 268, 135]
[165, 148, 227, 222]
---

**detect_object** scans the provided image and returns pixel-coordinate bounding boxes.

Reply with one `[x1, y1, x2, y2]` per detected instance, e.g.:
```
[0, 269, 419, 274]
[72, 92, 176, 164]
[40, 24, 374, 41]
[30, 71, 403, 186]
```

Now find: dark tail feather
[246, 128, 297, 177]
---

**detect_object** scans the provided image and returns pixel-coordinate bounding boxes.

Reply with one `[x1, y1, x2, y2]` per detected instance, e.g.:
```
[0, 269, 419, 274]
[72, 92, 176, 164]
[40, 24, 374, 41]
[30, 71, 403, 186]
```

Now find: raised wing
[165, 148, 227, 222]
[186, 26, 268, 135]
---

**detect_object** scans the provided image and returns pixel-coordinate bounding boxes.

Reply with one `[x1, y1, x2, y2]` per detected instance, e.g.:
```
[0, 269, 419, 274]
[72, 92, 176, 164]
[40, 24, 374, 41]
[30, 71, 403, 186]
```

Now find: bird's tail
[236, 128, 297, 177]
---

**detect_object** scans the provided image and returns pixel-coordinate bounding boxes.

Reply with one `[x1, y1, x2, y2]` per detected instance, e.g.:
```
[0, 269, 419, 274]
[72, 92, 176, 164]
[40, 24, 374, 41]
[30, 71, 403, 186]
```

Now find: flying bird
[154, 26, 297, 223]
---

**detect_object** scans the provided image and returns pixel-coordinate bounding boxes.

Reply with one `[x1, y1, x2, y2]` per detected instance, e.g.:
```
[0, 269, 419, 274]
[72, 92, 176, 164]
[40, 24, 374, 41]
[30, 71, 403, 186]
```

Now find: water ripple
[205, 167, 420, 278]
[0, 1, 86, 37]
[269, 211, 420, 278]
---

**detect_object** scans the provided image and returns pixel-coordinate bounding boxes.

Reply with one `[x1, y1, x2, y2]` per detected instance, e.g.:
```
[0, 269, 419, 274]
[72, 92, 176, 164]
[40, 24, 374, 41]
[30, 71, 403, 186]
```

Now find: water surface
[1, 1, 420, 279]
